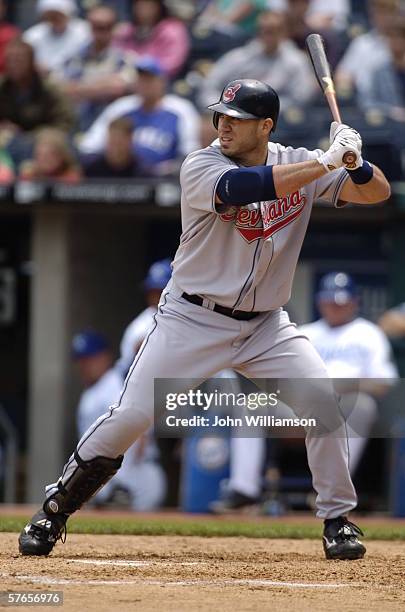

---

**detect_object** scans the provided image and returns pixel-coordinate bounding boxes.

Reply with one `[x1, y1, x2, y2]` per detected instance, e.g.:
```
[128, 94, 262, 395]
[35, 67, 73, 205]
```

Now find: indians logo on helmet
[222, 83, 242, 103]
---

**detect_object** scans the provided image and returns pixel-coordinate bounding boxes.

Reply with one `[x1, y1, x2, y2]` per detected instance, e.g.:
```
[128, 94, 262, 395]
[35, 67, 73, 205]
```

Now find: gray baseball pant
[46, 283, 357, 519]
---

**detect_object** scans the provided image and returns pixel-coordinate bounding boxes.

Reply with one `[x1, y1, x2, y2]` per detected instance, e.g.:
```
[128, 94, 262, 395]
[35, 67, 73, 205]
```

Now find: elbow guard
[216, 165, 277, 206]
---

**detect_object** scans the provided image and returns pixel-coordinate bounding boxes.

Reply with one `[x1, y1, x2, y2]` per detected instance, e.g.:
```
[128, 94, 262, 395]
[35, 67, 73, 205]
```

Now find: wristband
[346, 160, 373, 184]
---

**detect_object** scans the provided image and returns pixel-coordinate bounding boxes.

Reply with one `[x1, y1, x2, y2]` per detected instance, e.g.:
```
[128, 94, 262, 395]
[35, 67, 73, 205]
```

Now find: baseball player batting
[19, 79, 391, 560]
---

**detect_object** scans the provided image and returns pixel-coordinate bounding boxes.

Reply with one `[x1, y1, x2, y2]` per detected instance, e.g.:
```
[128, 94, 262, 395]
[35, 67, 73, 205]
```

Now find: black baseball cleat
[323, 516, 366, 560]
[209, 489, 260, 514]
[18, 509, 68, 556]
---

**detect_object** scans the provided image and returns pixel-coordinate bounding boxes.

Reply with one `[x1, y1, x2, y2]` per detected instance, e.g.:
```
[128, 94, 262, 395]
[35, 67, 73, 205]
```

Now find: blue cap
[137, 56, 165, 77]
[144, 258, 172, 291]
[316, 272, 358, 305]
[72, 330, 109, 359]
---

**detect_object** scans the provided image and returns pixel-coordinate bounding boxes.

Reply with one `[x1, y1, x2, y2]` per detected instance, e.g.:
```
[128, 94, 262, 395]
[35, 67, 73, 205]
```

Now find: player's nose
[219, 114, 232, 128]
[218, 115, 232, 133]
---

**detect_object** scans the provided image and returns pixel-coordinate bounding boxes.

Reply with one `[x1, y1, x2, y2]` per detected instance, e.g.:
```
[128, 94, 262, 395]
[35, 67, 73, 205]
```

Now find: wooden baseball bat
[305, 33, 357, 166]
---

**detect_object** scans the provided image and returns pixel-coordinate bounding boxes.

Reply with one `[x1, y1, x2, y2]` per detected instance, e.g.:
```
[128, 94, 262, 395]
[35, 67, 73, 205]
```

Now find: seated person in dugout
[72, 330, 166, 511]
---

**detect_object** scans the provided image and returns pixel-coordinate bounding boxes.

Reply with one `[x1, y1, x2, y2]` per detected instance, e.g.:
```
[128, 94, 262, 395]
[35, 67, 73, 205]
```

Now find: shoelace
[30, 517, 67, 545]
[58, 523, 67, 544]
[338, 520, 364, 539]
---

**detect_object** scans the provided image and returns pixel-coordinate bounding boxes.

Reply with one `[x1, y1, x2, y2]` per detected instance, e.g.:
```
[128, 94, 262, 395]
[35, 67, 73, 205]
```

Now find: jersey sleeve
[22, 24, 41, 46]
[180, 147, 235, 213]
[308, 148, 350, 207]
[76, 391, 105, 438]
[297, 323, 315, 341]
[363, 327, 398, 380]
[76, 394, 90, 438]
[175, 101, 201, 157]
[120, 314, 152, 363]
[76, 373, 123, 438]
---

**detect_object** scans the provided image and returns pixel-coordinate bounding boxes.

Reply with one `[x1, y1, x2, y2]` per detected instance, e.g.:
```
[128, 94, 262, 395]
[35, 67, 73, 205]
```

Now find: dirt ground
[1, 533, 405, 612]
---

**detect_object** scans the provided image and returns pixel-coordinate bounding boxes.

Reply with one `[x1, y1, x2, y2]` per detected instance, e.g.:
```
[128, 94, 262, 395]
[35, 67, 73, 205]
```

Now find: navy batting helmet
[71, 330, 109, 359]
[207, 79, 280, 131]
[144, 258, 172, 291]
[316, 272, 358, 305]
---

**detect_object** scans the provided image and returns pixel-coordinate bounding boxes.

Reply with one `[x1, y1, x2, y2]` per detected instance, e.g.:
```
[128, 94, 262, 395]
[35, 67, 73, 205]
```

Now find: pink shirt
[0, 23, 19, 74]
[113, 18, 189, 78]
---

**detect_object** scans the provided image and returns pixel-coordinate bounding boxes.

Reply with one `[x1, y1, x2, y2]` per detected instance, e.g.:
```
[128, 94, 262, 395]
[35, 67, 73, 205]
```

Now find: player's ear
[262, 118, 273, 135]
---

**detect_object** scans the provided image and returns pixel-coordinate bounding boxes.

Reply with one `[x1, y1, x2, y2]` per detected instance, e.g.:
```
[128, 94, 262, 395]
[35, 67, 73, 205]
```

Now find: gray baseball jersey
[172, 139, 348, 311]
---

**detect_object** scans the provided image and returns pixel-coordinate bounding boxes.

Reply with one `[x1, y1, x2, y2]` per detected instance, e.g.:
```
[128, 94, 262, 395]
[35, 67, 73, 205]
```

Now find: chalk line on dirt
[0, 571, 365, 589]
[69, 559, 199, 567]
[70, 559, 151, 567]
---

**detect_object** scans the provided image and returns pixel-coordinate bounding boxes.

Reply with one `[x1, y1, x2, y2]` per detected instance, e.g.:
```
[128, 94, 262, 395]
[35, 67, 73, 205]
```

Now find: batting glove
[317, 142, 362, 172]
[330, 121, 362, 152]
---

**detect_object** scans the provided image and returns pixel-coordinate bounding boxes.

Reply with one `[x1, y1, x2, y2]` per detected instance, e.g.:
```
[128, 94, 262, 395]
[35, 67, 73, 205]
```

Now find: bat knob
[342, 150, 357, 169]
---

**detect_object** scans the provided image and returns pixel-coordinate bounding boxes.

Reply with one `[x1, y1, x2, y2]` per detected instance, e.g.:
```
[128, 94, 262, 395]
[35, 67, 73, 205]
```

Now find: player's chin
[220, 141, 236, 155]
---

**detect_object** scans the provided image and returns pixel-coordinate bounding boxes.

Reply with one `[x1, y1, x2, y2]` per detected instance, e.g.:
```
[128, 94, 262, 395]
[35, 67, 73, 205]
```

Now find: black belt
[182, 292, 262, 321]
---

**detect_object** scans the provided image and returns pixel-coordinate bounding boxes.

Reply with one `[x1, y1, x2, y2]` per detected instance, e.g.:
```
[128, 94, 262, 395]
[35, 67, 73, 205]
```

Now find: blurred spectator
[335, 0, 400, 99]
[200, 111, 218, 149]
[23, 0, 91, 76]
[210, 270, 399, 512]
[72, 330, 166, 511]
[0, 39, 75, 164]
[80, 56, 201, 176]
[196, 0, 268, 37]
[83, 117, 140, 178]
[77, 0, 131, 21]
[379, 303, 405, 339]
[0, 0, 19, 74]
[286, 0, 344, 68]
[209, 377, 266, 514]
[118, 258, 172, 376]
[306, 0, 349, 31]
[19, 127, 81, 182]
[300, 272, 398, 476]
[60, 4, 137, 131]
[113, 0, 190, 78]
[212, 273, 400, 514]
[0, 148, 13, 182]
[359, 19, 405, 122]
[199, 10, 316, 110]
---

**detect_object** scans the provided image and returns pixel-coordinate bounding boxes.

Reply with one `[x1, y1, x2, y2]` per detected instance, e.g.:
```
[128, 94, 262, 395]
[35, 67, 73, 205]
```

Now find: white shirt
[79, 94, 201, 157]
[77, 365, 159, 464]
[299, 317, 398, 379]
[24, 18, 91, 75]
[307, 0, 349, 29]
[267, 0, 349, 27]
[200, 39, 316, 110]
[337, 31, 390, 92]
[77, 367, 123, 438]
[118, 306, 157, 375]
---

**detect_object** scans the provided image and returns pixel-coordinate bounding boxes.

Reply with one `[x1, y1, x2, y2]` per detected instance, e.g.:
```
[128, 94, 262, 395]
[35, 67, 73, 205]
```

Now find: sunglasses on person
[90, 21, 115, 31]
